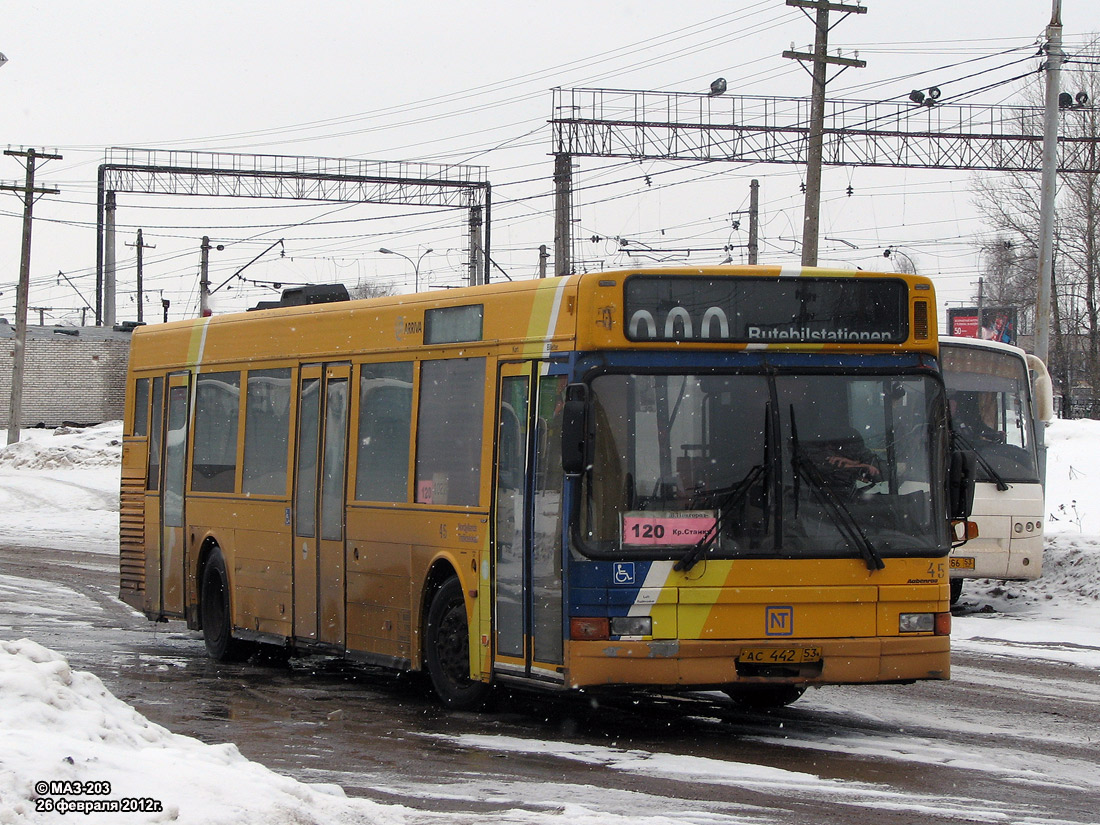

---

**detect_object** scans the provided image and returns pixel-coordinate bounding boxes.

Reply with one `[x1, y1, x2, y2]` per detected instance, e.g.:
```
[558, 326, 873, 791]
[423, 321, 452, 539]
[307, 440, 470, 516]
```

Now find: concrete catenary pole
[104, 191, 117, 328]
[748, 179, 760, 265]
[553, 153, 573, 277]
[199, 236, 212, 317]
[1035, 0, 1062, 365]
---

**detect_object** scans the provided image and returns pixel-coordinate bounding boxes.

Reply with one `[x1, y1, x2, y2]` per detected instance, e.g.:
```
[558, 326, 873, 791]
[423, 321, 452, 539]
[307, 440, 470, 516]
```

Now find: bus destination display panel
[624, 275, 909, 343]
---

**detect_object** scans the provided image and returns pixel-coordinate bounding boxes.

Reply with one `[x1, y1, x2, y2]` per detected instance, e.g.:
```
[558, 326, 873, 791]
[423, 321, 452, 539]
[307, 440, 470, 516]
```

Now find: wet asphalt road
[2, 541, 1098, 824]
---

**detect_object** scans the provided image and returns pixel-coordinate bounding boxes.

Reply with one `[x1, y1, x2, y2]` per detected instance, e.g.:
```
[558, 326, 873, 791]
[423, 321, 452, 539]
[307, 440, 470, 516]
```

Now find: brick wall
[0, 329, 131, 427]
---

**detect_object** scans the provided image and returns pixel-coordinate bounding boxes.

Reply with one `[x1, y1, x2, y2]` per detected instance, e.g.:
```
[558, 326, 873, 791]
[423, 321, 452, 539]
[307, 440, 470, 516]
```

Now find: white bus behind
[940, 336, 1054, 603]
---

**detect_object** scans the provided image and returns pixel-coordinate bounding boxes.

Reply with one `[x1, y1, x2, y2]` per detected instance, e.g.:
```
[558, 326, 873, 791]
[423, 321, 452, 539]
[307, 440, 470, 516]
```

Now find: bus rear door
[293, 363, 351, 648]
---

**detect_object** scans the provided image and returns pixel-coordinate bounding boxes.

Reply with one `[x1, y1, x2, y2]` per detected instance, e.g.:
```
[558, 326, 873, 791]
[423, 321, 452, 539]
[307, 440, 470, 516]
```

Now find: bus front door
[160, 372, 191, 617]
[293, 363, 351, 648]
[494, 364, 565, 683]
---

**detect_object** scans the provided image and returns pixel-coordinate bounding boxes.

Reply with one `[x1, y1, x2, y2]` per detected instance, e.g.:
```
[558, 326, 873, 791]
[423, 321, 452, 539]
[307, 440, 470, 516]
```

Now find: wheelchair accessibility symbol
[612, 562, 636, 585]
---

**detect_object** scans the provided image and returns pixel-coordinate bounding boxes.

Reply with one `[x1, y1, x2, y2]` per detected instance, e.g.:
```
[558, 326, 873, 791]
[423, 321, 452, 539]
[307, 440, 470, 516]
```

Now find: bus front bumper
[564, 636, 950, 689]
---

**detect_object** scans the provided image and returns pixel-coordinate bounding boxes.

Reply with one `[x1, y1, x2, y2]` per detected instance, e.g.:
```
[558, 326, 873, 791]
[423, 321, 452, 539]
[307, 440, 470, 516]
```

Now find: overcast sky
[0, 1, 1095, 323]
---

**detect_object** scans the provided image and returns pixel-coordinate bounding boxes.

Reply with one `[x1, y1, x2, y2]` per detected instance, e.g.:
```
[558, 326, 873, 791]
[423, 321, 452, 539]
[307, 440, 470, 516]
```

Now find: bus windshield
[581, 371, 949, 562]
[940, 344, 1040, 484]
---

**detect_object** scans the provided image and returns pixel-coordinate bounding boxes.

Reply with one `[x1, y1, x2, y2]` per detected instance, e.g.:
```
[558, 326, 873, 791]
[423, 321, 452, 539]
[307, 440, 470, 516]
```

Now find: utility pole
[748, 179, 760, 265]
[1035, 0, 1062, 365]
[125, 228, 155, 323]
[977, 277, 985, 337]
[538, 244, 549, 278]
[0, 147, 62, 444]
[783, 0, 866, 267]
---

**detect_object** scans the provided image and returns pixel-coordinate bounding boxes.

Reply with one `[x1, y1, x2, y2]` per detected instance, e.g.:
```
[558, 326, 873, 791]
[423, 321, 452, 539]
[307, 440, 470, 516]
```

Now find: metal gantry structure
[96, 148, 491, 324]
[549, 87, 1100, 276]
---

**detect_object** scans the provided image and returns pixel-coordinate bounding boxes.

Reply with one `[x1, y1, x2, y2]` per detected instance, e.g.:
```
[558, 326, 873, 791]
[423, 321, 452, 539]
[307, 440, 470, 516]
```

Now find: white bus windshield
[940, 344, 1040, 484]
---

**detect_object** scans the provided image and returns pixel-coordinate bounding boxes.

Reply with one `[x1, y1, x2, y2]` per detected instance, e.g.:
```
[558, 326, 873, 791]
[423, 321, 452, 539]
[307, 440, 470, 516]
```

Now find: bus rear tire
[725, 684, 806, 709]
[201, 549, 253, 663]
[424, 577, 491, 710]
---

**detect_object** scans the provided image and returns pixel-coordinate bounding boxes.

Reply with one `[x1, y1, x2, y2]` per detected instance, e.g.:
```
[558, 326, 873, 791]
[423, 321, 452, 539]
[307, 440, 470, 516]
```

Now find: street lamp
[379, 247, 433, 293]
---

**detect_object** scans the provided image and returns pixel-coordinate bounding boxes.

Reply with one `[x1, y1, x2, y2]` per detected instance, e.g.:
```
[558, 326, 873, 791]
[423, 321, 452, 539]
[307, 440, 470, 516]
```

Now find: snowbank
[0, 423, 122, 470]
[0, 639, 405, 825]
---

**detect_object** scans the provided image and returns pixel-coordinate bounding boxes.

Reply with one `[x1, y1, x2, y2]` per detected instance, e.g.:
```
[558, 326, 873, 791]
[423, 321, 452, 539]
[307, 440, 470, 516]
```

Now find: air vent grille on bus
[913, 300, 930, 340]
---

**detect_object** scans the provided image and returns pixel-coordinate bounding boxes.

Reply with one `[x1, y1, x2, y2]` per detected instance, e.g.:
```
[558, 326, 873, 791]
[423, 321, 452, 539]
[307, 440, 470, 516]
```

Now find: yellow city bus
[119, 265, 971, 709]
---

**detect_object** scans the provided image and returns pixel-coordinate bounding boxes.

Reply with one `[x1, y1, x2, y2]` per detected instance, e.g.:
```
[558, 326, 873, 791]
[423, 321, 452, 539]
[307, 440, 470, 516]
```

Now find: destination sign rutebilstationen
[623, 274, 909, 343]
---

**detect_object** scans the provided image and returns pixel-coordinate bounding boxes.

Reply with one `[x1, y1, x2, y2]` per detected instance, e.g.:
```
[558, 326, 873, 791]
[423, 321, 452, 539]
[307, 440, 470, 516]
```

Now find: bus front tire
[949, 578, 964, 604]
[424, 577, 491, 710]
[200, 550, 253, 663]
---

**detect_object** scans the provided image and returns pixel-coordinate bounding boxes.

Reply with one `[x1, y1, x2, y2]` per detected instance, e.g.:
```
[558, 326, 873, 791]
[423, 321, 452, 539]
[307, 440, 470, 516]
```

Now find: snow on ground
[0, 420, 1097, 824]
[951, 418, 1100, 668]
[0, 424, 122, 555]
[0, 638, 406, 825]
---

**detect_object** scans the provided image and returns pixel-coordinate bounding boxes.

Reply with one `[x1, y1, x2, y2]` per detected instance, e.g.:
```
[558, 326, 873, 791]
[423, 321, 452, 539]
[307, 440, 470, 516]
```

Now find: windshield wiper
[951, 430, 1010, 491]
[674, 464, 764, 573]
[789, 407, 885, 572]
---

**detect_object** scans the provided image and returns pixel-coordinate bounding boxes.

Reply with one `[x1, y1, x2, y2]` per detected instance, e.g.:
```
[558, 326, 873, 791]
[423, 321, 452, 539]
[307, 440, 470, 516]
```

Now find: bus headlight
[610, 616, 652, 637]
[899, 613, 935, 633]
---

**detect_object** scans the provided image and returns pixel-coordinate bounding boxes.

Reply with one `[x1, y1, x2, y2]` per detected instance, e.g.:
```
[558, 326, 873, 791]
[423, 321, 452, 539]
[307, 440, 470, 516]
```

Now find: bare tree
[973, 39, 1100, 416]
[976, 237, 1035, 314]
[349, 280, 397, 300]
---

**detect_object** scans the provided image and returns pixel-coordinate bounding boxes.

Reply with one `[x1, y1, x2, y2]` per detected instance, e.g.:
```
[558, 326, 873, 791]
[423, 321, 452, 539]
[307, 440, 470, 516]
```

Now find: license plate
[739, 646, 822, 664]
[950, 557, 976, 570]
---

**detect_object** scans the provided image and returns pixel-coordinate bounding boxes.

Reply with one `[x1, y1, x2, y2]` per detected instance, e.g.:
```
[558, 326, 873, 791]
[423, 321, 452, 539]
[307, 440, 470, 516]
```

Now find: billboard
[946, 306, 1017, 346]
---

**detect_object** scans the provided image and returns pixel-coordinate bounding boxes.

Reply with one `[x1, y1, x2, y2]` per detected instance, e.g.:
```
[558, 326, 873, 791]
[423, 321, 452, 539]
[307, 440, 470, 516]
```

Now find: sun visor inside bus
[248, 284, 350, 311]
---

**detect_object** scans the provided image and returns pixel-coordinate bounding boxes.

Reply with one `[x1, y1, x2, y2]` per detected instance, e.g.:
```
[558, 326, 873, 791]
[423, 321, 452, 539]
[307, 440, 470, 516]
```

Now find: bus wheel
[424, 577, 491, 710]
[725, 684, 806, 709]
[949, 578, 964, 605]
[200, 550, 253, 663]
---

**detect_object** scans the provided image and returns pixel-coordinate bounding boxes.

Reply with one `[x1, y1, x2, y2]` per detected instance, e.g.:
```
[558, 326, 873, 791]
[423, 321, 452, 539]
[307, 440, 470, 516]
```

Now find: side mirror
[561, 383, 588, 476]
[1025, 353, 1055, 422]
[948, 448, 976, 520]
[952, 519, 979, 544]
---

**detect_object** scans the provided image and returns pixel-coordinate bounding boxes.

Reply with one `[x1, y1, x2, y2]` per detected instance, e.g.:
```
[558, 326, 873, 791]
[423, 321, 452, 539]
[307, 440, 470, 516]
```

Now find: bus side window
[356, 362, 414, 503]
[133, 378, 150, 437]
[242, 368, 292, 496]
[416, 358, 486, 506]
[147, 376, 164, 491]
[192, 371, 241, 494]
